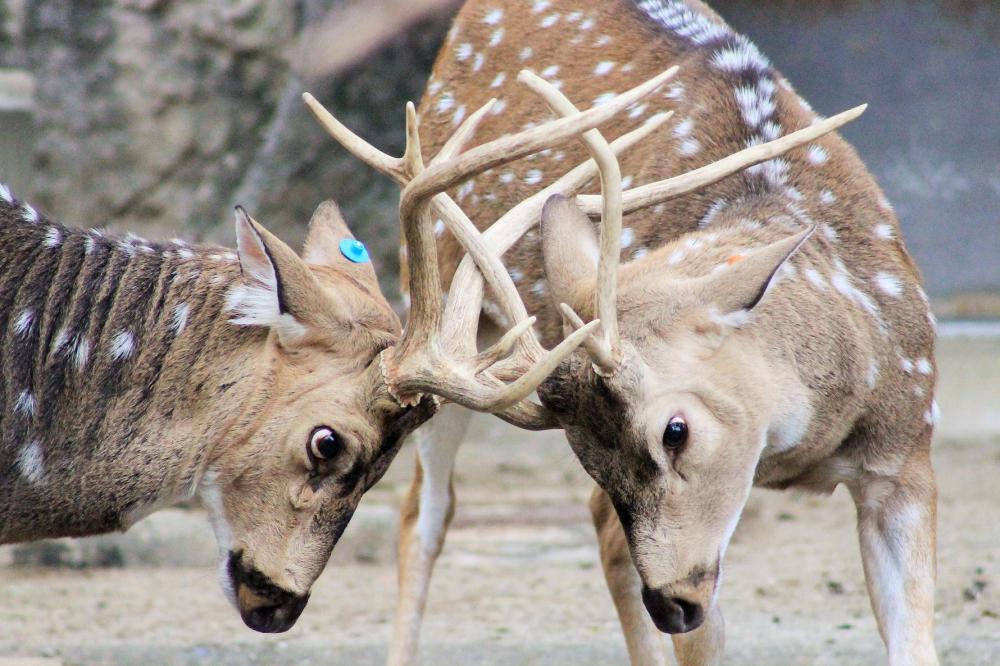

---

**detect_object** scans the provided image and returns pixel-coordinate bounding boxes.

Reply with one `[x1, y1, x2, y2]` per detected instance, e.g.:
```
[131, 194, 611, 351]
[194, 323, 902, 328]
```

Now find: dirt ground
[1, 335, 998, 665]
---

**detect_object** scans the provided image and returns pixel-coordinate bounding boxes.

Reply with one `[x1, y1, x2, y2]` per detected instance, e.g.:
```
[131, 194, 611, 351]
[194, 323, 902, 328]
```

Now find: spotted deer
[0, 88, 662, 634]
[311, 0, 939, 664]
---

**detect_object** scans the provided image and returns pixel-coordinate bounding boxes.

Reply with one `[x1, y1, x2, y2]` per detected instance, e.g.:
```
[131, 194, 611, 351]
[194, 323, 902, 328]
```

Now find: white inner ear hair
[226, 223, 307, 340]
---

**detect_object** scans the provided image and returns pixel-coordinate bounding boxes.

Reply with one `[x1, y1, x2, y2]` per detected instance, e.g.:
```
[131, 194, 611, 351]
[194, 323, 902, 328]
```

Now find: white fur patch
[678, 138, 701, 156]
[530, 280, 547, 296]
[17, 440, 45, 484]
[620, 227, 635, 248]
[734, 83, 776, 128]
[84, 236, 95, 254]
[914, 357, 932, 375]
[524, 169, 543, 185]
[73, 338, 90, 370]
[483, 8, 503, 24]
[636, 0, 731, 45]
[711, 39, 771, 74]
[488, 28, 504, 47]
[867, 358, 880, 389]
[819, 189, 837, 206]
[594, 60, 615, 76]
[807, 145, 829, 165]
[490, 72, 506, 88]
[172, 303, 190, 335]
[0, 182, 12, 202]
[874, 272, 904, 298]
[13, 308, 34, 338]
[44, 227, 62, 248]
[539, 13, 560, 28]
[874, 223, 894, 240]
[708, 305, 751, 328]
[14, 390, 36, 417]
[455, 42, 472, 61]
[109, 330, 137, 361]
[22, 203, 39, 223]
[804, 267, 829, 292]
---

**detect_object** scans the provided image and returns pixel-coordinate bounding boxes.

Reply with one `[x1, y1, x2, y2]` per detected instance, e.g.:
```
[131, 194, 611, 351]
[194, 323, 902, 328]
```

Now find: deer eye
[308, 427, 341, 461]
[663, 416, 688, 450]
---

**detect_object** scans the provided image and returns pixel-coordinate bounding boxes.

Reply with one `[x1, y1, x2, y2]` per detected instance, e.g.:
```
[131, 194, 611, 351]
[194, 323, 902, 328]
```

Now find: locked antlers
[304, 67, 678, 428]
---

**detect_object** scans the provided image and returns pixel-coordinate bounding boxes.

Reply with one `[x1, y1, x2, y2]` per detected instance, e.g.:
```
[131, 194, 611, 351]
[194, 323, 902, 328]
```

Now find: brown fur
[395, 1, 939, 663]
[0, 192, 436, 633]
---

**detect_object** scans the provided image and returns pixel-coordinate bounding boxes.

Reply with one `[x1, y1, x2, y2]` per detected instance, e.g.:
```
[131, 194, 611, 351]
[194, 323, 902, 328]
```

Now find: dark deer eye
[309, 427, 340, 461]
[663, 416, 688, 449]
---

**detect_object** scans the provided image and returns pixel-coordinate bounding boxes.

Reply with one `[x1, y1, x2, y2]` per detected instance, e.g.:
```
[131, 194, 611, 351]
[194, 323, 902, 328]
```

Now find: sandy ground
[1, 336, 998, 665]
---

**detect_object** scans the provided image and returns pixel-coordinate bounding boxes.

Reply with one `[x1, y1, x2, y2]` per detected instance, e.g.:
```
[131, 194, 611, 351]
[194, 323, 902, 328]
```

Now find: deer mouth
[227, 551, 310, 633]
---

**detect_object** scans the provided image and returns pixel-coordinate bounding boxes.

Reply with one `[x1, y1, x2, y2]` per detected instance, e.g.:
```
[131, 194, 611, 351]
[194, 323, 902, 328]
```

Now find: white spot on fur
[734, 83, 776, 128]
[490, 99, 508, 115]
[452, 104, 467, 126]
[172, 303, 190, 335]
[711, 39, 770, 74]
[0, 182, 11, 202]
[593, 92, 616, 107]
[530, 280, 547, 296]
[633, 247, 649, 260]
[532, 0, 551, 12]
[14, 390, 36, 417]
[807, 145, 829, 165]
[673, 117, 694, 138]
[499, 171, 515, 184]
[867, 359, 880, 389]
[22, 203, 39, 223]
[664, 83, 685, 101]
[109, 330, 136, 361]
[44, 227, 62, 247]
[804, 266, 829, 293]
[539, 13, 560, 28]
[490, 72, 506, 88]
[628, 103, 648, 119]
[620, 228, 635, 248]
[436, 93, 455, 114]
[17, 440, 45, 485]
[820, 189, 837, 206]
[594, 61, 615, 76]
[709, 306, 751, 329]
[621, 176, 634, 189]
[519, 46, 533, 61]
[823, 224, 839, 243]
[483, 8, 503, 24]
[73, 338, 90, 370]
[509, 268, 523, 283]
[679, 138, 701, 156]
[668, 249, 685, 265]
[13, 309, 34, 338]
[488, 27, 504, 47]
[524, 169, 543, 185]
[541, 64, 560, 78]
[579, 17, 595, 30]
[874, 223, 894, 240]
[636, 0, 731, 45]
[455, 42, 473, 61]
[874, 272, 904, 298]
[472, 52, 485, 72]
[915, 357, 932, 375]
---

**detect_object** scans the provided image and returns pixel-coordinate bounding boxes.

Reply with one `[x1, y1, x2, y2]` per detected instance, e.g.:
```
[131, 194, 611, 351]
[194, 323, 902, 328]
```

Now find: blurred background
[0, 1, 998, 664]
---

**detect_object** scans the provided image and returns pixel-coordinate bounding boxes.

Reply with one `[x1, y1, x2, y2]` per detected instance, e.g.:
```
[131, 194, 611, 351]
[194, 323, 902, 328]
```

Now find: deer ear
[230, 206, 345, 346]
[541, 195, 599, 316]
[303, 200, 383, 299]
[697, 226, 815, 325]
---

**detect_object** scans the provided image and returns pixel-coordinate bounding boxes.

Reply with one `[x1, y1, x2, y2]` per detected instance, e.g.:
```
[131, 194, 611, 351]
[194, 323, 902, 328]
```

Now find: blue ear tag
[339, 238, 370, 263]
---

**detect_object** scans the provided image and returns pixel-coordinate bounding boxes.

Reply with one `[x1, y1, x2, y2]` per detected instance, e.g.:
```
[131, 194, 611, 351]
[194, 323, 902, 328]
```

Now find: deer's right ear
[230, 207, 347, 346]
[541, 195, 598, 316]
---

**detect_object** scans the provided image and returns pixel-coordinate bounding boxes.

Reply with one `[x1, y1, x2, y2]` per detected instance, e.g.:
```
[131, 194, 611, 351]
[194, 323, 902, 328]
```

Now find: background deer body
[391, 0, 938, 664]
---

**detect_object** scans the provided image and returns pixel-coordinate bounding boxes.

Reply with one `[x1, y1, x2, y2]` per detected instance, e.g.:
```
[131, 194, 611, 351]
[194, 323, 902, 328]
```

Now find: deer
[0, 77, 689, 635]
[307, 1, 939, 664]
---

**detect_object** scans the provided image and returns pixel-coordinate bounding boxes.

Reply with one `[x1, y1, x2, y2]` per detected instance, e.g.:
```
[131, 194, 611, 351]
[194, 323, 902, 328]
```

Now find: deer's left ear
[697, 226, 815, 325]
[230, 206, 348, 346]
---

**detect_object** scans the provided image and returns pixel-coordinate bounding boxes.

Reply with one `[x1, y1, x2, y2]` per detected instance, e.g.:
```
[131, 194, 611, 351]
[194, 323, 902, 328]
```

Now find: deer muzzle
[227, 551, 310, 633]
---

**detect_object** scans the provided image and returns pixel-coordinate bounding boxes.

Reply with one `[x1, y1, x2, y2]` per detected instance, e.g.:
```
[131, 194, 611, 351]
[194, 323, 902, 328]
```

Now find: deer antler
[515, 78, 867, 376]
[303, 67, 678, 428]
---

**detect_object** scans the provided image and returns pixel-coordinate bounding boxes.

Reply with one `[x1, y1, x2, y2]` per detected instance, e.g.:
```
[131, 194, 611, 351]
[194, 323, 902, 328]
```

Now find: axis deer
[0, 85, 663, 634]
[310, 1, 938, 664]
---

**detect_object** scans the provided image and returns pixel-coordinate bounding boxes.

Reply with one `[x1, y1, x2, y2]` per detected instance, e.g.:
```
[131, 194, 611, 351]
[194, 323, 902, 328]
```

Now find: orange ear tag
[726, 253, 747, 266]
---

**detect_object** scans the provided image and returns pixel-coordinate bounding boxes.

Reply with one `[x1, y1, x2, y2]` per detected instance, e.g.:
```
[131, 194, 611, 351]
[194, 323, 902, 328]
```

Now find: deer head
[519, 76, 864, 634]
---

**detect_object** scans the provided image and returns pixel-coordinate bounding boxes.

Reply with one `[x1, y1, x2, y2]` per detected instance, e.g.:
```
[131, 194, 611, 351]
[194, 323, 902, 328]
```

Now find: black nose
[641, 586, 704, 634]
[243, 593, 309, 633]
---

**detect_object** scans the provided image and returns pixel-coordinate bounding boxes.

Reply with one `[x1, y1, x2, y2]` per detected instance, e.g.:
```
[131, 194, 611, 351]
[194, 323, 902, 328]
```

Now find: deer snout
[641, 585, 704, 634]
[227, 551, 310, 633]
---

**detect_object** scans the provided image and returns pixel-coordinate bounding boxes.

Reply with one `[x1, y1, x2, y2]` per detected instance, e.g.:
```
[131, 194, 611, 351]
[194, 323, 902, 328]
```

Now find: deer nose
[641, 586, 705, 634]
[243, 593, 309, 633]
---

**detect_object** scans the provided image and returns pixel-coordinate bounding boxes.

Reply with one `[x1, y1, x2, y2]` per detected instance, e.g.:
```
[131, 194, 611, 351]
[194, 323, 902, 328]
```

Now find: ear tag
[339, 238, 370, 263]
[726, 253, 747, 266]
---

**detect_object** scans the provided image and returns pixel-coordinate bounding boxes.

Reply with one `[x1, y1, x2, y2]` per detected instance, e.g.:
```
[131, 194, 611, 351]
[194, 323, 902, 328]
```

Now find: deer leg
[590, 487, 668, 666]
[387, 403, 472, 666]
[849, 447, 938, 666]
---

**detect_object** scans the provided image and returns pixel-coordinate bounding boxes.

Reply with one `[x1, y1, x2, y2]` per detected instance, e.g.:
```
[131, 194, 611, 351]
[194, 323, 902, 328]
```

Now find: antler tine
[575, 104, 868, 215]
[519, 69, 623, 372]
[398, 66, 678, 232]
[303, 92, 408, 184]
[403, 102, 425, 176]
[441, 110, 672, 375]
[559, 303, 617, 373]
